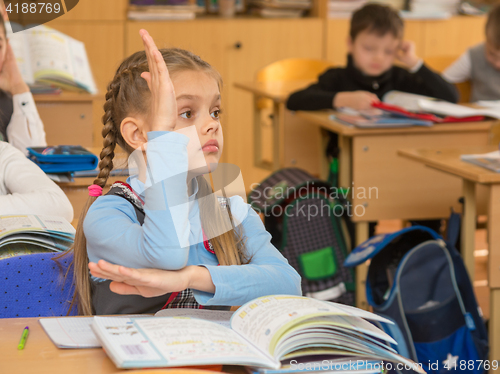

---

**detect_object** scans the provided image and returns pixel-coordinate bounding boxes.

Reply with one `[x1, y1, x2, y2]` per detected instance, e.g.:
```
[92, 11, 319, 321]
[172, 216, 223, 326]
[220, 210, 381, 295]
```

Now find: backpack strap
[106, 181, 145, 224]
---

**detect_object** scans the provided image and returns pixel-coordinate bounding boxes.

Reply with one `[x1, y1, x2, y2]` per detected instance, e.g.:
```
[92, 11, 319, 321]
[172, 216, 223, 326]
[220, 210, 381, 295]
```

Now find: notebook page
[154, 309, 233, 328]
[25, 25, 74, 82]
[418, 99, 500, 119]
[7, 22, 35, 84]
[67, 38, 98, 94]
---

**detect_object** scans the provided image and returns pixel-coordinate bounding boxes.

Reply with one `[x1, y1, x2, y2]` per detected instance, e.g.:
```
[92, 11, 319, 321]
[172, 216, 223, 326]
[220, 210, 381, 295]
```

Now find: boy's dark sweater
[286, 55, 459, 110]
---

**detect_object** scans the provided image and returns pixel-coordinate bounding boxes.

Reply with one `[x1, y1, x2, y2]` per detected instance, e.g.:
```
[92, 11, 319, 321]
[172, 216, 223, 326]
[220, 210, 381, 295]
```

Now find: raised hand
[0, 43, 29, 95]
[139, 29, 177, 132]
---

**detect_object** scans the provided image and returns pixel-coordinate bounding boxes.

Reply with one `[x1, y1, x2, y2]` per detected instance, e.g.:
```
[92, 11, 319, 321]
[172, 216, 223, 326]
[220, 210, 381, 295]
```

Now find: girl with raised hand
[69, 29, 301, 315]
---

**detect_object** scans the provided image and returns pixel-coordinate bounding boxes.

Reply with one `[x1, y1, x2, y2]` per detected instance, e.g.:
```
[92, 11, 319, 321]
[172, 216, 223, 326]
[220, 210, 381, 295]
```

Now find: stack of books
[372, 0, 405, 10]
[328, 0, 366, 18]
[409, 0, 460, 15]
[128, 0, 205, 20]
[249, 0, 311, 17]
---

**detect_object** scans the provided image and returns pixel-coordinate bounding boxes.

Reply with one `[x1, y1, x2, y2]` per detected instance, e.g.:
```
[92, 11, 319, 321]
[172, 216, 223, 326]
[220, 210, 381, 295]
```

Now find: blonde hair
[65, 48, 248, 316]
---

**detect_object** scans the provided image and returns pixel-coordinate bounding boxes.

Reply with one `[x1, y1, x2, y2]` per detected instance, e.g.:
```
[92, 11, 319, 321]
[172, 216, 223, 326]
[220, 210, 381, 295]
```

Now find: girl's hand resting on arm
[89, 260, 216, 298]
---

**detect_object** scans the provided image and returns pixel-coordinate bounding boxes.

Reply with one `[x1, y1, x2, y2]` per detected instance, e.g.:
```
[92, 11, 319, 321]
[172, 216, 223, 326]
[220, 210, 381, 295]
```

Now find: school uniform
[0, 90, 47, 154]
[0, 141, 73, 221]
[84, 131, 302, 315]
[286, 54, 459, 111]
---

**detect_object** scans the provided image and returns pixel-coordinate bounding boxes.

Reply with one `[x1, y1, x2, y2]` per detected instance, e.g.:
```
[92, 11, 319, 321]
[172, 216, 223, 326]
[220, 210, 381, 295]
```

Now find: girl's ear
[121, 116, 148, 150]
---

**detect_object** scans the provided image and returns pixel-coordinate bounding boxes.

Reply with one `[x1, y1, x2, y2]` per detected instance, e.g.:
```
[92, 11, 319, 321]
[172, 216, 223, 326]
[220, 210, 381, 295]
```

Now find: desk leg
[253, 96, 264, 169]
[461, 179, 476, 281]
[320, 129, 329, 180]
[274, 102, 285, 171]
[491, 289, 500, 361]
[488, 184, 500, 361]
[356, 221, 369, 310]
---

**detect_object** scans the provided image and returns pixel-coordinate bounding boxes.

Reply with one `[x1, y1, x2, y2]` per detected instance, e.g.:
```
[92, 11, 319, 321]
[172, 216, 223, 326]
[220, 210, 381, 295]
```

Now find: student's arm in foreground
[0, 142, 73, 221]
[1, 44, 46, 153]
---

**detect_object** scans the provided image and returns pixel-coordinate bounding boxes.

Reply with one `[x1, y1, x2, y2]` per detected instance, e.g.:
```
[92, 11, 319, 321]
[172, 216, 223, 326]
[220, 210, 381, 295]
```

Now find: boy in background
[287, 3, 457, 235]
[287, 3, 458, 111]
[443, 3, 500, 101]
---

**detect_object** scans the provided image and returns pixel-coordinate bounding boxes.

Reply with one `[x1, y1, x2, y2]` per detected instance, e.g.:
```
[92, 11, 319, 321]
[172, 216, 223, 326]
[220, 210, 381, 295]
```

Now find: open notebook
[380, 91, 500, 120]
[7, 22, 97, 94]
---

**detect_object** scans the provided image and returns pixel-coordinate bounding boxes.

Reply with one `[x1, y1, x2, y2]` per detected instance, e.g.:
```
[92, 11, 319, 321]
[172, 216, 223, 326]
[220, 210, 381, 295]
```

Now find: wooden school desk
[398, 145, 500, 361]
[295, 111, 494, 308]
[234, 80, 319, 172]
[0, 316, 243, 374]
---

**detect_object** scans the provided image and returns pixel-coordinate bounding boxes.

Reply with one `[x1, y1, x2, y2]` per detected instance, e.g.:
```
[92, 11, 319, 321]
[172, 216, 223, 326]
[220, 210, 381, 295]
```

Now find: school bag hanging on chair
[248, 167, 355, 305]
[344, 226, 488, 374]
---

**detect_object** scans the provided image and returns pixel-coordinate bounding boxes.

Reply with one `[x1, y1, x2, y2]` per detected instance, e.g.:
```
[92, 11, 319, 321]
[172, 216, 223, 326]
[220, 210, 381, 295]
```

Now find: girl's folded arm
[192, 206, 302, 306]
[84, 195, 190, 269]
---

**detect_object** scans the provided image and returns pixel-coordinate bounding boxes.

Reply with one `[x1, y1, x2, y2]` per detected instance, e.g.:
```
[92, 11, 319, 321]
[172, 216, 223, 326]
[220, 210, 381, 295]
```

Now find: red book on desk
[372, 102, 485, 123]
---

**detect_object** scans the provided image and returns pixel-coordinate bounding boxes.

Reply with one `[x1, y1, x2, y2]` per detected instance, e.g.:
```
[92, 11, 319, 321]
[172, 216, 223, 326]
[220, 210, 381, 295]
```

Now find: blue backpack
[344, 226, 488, 374]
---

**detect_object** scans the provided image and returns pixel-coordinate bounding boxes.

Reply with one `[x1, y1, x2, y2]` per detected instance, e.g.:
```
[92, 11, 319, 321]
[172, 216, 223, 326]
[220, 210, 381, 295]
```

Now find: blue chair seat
[0, 252, 77, 318]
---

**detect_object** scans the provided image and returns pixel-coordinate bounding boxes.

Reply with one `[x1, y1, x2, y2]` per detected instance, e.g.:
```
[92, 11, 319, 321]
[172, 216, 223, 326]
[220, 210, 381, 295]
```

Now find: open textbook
[6, 22, 97, 94]
[461, 150, 500, 173]
[382, 91, 500, 120]
[0, 214, 75, 259]
[91, 295, 424, 372]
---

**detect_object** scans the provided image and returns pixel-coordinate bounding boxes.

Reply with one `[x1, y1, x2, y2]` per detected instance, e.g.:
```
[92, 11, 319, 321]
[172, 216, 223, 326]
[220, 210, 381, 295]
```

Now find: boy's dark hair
[350, 3, 404, 41]
[486, 3, 500, 49]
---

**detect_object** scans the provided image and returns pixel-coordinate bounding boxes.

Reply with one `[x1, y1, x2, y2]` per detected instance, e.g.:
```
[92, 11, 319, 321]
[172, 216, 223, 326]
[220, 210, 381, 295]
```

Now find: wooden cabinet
[57, 0, 128, 21]
[34, 93, 101, 147]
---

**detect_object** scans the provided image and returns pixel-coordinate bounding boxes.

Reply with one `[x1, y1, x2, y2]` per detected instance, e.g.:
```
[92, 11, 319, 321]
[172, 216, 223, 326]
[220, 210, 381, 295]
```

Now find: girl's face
[170, 69, 223, 174]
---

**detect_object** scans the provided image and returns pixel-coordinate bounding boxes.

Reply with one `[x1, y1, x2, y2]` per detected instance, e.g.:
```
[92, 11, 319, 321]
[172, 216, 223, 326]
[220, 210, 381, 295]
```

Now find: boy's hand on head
[397, 40, 420, 70]
[333, 91, 380, 111]
[139, 29, 178, 133]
